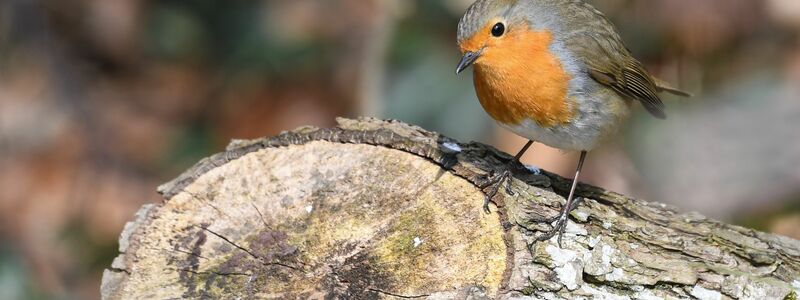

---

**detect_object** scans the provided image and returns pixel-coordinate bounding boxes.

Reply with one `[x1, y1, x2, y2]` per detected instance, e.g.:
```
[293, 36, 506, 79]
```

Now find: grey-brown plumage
[455, 0, 690, 247]
[458, 0, 689, 119]
[556, 0, 677, 119]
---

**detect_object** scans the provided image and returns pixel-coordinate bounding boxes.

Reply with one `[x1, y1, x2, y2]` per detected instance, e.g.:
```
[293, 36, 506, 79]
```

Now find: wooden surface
[102, 118, 800, 299]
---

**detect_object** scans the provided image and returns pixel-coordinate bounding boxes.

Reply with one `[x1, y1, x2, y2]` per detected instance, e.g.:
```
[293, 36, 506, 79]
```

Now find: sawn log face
[102, 118, 800, 300]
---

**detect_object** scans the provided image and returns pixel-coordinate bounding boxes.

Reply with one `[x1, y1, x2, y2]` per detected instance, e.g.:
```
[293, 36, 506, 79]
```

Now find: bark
[102, 117, 800, 300]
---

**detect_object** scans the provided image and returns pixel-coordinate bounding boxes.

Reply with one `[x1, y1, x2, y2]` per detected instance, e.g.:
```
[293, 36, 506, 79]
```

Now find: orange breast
[471, 29, 574, 127]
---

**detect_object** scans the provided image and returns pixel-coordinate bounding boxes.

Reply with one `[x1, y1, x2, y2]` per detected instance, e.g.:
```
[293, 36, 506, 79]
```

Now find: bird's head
[455, 0, 552, 75]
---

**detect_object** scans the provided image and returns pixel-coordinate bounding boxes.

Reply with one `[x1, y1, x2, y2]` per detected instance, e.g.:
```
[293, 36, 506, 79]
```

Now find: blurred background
[1, 0, 799, 298]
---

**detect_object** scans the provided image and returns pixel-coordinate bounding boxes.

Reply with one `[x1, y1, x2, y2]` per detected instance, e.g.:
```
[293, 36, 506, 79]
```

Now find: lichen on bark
[102, 118, 800, 299]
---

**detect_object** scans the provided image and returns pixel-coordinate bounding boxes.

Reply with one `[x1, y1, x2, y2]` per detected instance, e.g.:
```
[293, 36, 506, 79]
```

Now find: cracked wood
[102, 118, 800, 300]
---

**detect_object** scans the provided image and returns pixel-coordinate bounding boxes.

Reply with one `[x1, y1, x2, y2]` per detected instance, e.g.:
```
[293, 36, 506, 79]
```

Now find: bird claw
[481, 169, 511, 214]
[479, 141, 535, 214]
[481, 159, 543, 213]
[505, 183, 516, 196]
[535, 197, 584, 247]
[482, 196, 493, 214]
[536, 214, 569, 247]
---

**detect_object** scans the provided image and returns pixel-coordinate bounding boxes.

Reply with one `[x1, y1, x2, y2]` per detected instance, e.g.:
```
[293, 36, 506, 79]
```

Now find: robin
[455, 0, 689, 245]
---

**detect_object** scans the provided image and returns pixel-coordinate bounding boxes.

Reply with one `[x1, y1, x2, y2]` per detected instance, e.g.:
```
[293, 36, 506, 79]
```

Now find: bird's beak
[456, 50, 482, 74]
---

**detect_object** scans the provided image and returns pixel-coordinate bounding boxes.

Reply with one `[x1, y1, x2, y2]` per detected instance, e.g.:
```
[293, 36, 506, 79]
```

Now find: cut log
[102, 117, 800, 299]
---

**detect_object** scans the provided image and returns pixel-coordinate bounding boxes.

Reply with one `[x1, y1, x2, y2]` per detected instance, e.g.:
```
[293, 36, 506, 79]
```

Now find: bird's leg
[482, 140, 534, 213]
[536, 151, 588, 247]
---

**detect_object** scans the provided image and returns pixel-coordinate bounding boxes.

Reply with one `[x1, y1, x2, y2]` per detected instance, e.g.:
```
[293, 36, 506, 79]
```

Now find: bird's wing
[558, 0, 690, 119]
[585, 51, 667, 119]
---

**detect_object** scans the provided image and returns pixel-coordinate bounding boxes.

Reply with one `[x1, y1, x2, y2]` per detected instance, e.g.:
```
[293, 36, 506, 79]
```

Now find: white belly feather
[499, 89, 630, 151]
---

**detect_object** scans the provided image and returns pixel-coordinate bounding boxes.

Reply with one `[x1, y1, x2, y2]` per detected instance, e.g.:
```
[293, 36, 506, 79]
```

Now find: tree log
[102, 117, 800, 299]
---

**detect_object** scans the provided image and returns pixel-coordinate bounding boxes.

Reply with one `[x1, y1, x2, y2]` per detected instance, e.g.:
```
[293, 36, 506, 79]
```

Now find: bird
[455, 0, 690, 246]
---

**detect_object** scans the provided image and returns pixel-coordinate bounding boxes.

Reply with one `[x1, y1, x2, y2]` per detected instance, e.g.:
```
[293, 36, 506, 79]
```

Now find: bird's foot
[481, 162, 544, 213]
[535, 213, 569, 247]
[481, 169, 512, 213]
[534, 197, 584, 224]
[535, 197, 584, 247]
[481, 141, 536, 213]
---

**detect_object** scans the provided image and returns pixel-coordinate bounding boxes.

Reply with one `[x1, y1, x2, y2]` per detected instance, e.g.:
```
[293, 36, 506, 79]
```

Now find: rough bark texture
[102, 117, 800, 300]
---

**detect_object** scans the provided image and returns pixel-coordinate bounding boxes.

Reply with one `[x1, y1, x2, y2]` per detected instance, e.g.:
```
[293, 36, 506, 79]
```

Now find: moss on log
[102, 118, 800, 299]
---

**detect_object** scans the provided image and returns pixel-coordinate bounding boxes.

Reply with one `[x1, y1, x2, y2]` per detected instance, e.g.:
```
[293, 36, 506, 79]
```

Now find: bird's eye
[491, 22, 505, 37]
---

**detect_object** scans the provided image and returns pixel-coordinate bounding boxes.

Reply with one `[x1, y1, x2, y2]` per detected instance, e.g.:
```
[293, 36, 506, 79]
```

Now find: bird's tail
[654, 77, 692, 97]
